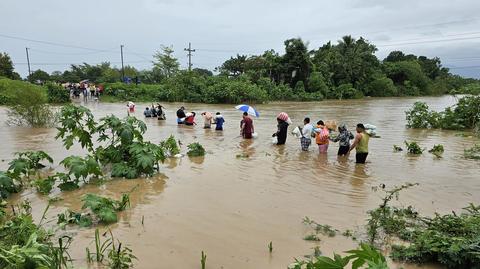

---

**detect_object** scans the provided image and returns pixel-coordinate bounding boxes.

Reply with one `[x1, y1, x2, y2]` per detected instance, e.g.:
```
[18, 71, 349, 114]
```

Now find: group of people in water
[269, 113, 370, 163]
[143, 104, 166, 120]
[65, 82, 102, 100]
[175, 106, 225, 130]
[142, 105, 371, 164]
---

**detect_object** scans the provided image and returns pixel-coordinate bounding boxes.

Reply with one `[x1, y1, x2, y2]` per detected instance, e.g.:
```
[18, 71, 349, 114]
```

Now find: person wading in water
[349, 123, 370, 164]
[240, 112, 254, 139]
[176, 106, 186, 124]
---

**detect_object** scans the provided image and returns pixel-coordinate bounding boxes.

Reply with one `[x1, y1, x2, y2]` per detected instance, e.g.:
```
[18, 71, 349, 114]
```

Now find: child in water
[214, 112, 225, 131]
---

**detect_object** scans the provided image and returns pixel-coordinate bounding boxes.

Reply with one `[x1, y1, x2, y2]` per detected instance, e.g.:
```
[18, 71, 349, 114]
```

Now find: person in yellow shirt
[349, 123, 370, 164]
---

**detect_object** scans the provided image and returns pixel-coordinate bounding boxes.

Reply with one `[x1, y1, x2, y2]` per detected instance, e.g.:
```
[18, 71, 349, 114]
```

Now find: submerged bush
[289, 243, 388, 269]
[366, 184, 480, 268]
[0, 171, 21, 199]
[160, 135, 180, 157]
[187, 142, 206, 157]
[0, 78, 56, 127]
[406, 96, 480, 132]
[82, 193, 130, 224]
[464, 144, 480, 160]
[405, 141, 424, 155]
[429, 144, 444, 157]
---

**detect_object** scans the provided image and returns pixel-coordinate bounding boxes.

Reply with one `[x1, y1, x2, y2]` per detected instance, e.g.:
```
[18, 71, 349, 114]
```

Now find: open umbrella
[235, 104, 260, 117]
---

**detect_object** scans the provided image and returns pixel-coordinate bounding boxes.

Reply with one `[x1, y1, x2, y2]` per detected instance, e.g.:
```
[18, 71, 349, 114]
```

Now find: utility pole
[184, 42, 195, 71]
[120, 45, 125, 82]
[25, 47, 31, 77]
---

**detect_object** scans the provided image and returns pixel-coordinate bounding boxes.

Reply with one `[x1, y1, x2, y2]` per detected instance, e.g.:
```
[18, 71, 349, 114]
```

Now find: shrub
[405, 96, 480, 131]
[334, 83, 364, 99]
[187, 142, 206, 157]
[366, 184, 480, 268]
[81, 193, 130, 224]
[160, 135, 180, 157]
[363, 75, 398, 97]
[0, 78, 56, 127]
[405, 102, 440, 128]
[464, 144, 480, 160]
[0, 171, 21, 198]
[45, 82, 70, 103]
[405, 141, 424, 154]
[289, 243, 388, 269]
[428, 144, 444, 158]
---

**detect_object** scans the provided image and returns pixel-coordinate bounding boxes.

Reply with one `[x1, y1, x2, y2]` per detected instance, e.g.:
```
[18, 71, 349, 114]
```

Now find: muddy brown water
[1, 96, 479, 269]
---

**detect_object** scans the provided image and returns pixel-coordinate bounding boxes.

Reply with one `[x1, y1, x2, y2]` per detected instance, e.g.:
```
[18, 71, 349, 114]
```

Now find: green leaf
[58, 181, 79, 191]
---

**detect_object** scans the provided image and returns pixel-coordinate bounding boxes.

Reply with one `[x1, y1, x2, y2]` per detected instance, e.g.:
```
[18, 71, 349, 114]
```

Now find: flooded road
[1, 96, 479, 269]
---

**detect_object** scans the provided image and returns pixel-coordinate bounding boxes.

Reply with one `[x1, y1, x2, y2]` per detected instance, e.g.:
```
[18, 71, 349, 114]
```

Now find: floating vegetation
[405, 141, 424, 155]
[302, 217, 337, 237]
[80, 193, 130, 224]
[187, 142, 206, 157]
[393, 145, 403, 152]
[303, 234, 321, 242]
[160, 135, 181, 157]
[428, 144, 444, 158]
[464, 144, 480, 160]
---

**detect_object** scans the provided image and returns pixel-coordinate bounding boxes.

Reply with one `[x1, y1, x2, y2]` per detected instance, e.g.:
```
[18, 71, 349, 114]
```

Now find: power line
[28, 47, 118, 55]
[13, 60, 150, 66]
[0, 33, 116, 52]
[377, 35, 480, 47]
[446, 65, 480, 70]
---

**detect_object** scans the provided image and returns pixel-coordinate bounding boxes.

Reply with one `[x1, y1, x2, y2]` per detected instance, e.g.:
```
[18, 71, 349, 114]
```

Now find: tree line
[1, 36, 478, 103]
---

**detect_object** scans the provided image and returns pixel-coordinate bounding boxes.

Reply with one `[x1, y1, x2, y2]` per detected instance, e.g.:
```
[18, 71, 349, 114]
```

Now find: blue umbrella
[235, 104, 260, 117]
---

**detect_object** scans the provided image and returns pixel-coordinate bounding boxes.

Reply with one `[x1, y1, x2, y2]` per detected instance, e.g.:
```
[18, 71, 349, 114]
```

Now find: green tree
[262, 49, 283, 83]
[417, 56, 448, 80]
[218, 54, 247, 77]
[332, 36, 380, 89]
[282, 38, 312, 88]
[0, 52, 20, 80]
[50, 71, 63, 82]
[363, 73, 397, 97]
[152, 45, 180, 81]
[383, 51, 417, 62]
[61, 70, 81, 82]
[307, 72, 328, 95]
[383, 60, 430, 95]
[28, 69, 50, 83]
[192, 68, 213, 77]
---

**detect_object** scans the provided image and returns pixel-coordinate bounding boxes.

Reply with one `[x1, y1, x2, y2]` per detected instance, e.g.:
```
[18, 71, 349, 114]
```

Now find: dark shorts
[338, 145, 350, 156]
[356, 152, 368, 164]
[185, 122, 194, 126]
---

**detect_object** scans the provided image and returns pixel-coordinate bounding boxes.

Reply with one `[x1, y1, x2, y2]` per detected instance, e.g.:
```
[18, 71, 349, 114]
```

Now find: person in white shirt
[300, 117, 314, 151]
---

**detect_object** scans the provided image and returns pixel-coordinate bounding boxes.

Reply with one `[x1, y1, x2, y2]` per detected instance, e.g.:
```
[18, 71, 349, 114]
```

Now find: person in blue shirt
[143, 107, 152, 117]
[214, 112, 225, 131]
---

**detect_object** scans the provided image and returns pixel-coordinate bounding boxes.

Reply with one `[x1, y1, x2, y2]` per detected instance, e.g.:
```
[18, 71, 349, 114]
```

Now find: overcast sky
[1, 0, 480, 78]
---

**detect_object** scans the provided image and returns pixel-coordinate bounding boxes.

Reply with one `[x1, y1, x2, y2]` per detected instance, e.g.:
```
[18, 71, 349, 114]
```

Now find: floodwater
[1, 96, 479, 269]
